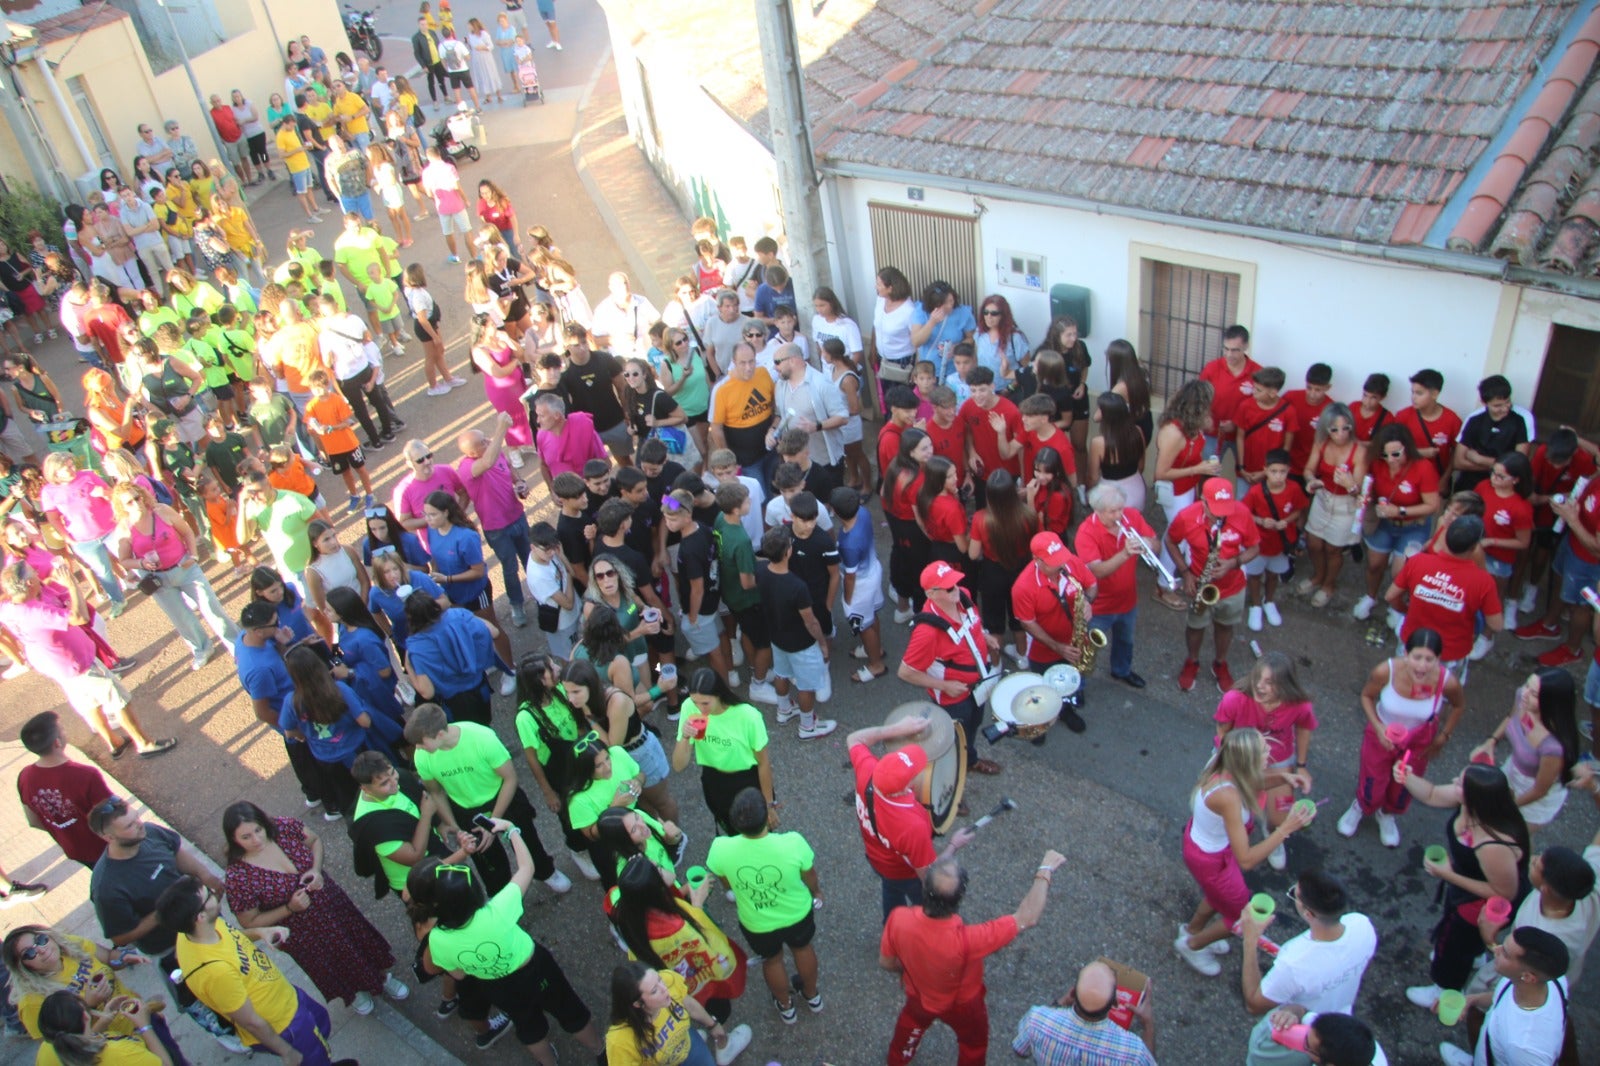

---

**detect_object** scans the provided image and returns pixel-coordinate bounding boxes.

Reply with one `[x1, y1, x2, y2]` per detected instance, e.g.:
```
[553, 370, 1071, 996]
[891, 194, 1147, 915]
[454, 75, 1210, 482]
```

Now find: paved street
[2, 3, 1598, 1064]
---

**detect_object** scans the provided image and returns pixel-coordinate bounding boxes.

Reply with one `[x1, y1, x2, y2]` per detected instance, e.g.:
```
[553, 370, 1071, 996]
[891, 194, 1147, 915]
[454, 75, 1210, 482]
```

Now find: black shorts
[1533, 528, 1559, 550]
[730, 603, 770, 649]
[326, 446, 366, 473]
[209, 383, 235, 402]
[481, 943, 591, 1046]
[685, 410, 709, 427]
[413, 305, 442, 343]
[446, 70, 472, 88]
[457, 588, 493, 612]
[740, 910, 816, 960]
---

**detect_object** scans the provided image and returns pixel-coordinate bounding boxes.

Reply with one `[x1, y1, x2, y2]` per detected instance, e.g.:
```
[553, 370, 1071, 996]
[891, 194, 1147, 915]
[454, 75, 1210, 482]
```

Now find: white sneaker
[1005, 646, 1028, 667]
[893, 606, 914, 624]
[1503, 602, 1519, 630]
[775, 703, 800, 724]
[1387, 608, 1403, 633]
[382, 973, 410, 1000]
[714, 1023, 753, 1065]
[1352, 594, 1376, 621]
[508, 450, 525, 469]
[1205, 939, 1231, 956]
[499, 672, 518, 696]
[1247, 605, 1264, 632]
[1406, 984, 1441, 1010]
[425, 384, 451, 396]
[730, 642, 745, 668]
[352, 990, 374, 1015]
[1468, 633, 1493, 662]
[543, 869, 572, 894]
[1375, 811, 1401, 848]
[1267, 842, 1287, 871]
[1439, 1042, 1473, 1066]
[798, 718, 837, 740]
[446, 376, 469, 388]
[1519, 585, 1539, 614]
[1336, 800, 1363, 838]
[747, 679, 779, 705]
[815, 671, 832, 704]
[1173, 923, 1221, 976]
[1263, 602, 1283, 627]
[215, 1033, 247, 1054]
[851, 645, 868, 660]
[726, 670, 740, 688]
[571, 850, 600, 881]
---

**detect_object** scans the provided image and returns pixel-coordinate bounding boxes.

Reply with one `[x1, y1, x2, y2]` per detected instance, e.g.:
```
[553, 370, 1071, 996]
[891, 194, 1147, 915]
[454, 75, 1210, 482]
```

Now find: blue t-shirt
[278, 680, 376, 766]
[269, 592, 316, 644]
[837, 514, 875, 572]
[975, 331, 1028, 379]
[234, 639, 295, 713]
[367, 569, 444, 653]
[911, 302, 977, 373]
[428, 524, 489, 605]
[754, 280, 795, 319]
[406, 607, 495, 698]
[336, 624, 402, 723]
[360, 530, 429, 568]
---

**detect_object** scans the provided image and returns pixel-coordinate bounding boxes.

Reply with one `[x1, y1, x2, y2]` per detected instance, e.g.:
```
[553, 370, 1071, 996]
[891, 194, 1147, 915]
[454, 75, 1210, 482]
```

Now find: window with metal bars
[1139, 261, 1239, 401]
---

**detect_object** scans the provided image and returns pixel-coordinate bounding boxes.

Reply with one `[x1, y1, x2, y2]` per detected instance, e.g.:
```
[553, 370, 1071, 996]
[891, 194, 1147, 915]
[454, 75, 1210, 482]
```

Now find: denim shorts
[771, 642, 827, 692]
[677, 611, 722, 655]
[624, 729, 670, 787]
[291, 169, 313, 194]
[1483, 555, 1513, 579]
[1557, 540, 1600, 605]
[1365, 518, 1431, 558]
[1242, 553, 1289, 576]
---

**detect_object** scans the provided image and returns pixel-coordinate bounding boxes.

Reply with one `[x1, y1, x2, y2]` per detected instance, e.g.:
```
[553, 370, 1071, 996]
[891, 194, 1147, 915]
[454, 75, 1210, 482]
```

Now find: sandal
[110, 739, 131, 760]
[1157, 590, 1189, 612]
[851, 664, 886, 683]
[969, 758, 1003, 775]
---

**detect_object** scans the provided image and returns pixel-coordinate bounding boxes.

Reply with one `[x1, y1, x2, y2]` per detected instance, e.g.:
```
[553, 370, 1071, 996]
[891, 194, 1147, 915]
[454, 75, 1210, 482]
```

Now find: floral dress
[224, 817, 394, 1006]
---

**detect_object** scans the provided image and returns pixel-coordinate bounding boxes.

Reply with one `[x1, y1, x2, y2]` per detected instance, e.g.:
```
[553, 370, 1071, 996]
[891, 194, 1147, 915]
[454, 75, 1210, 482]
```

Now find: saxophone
[1191, 518, 1224, 611]
[1064, 570, 1107, 673]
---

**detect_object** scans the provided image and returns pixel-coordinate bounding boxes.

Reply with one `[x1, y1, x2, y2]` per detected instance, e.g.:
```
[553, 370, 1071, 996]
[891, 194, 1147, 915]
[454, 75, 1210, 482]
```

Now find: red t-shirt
[970, 509, 1039, 566]
[1166, 427, 1208, 496]
[1371, 458, 1439, 509]
[1011, 558, 1097, 664]
[1213, 691, 1319, 766]
[83, 304, 133, 365]
[1351, 403, 1390, 444]
[902, 599, 988, 706]
[924, 494, 967, 544]
[210, 105, 242, 142]
[878, 422, 906, 485]
[881, 907, 1019, 1012]
[1198, 356, 1260, 430]
[1167, 502, 1260, 599]
[1281, 389, 1331, 473]
[1475, 483, 1534, 564]
[1568, 478, 1600, 565]
[924, 417, 967, 485]
[1235, 398, 1299, 474]
[16, 759, 112, 866]
[1393, 551, 1502, 660]
[1394, 405, 1463, 476]
[850, 745, 935, 880]
[1243, 481, 1309, 557]
[1032, 484, 1073, 533]
[884, 470, 923, 522]
[1074, 510, 1154, 616]
[1529, 446, 1597, 527]
[1020, 426, 1074, 481]
[959, 397, 1022, 478]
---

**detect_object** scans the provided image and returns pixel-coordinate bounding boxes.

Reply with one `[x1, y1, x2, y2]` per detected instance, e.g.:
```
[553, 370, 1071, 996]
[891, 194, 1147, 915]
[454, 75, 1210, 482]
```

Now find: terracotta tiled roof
[21, 1, 130, 47]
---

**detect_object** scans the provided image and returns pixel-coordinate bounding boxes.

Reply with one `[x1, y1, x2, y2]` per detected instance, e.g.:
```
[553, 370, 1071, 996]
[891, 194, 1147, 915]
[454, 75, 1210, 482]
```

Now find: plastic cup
[1484, 896, 1512, 925]
[658, 663, 677, 688]
[685, 865, 708, 890]
[1384, 723, 1408, 745]
[1437, 989, 1466, 1026]
[643, 607, 661, 624]
[1248, 893, 1276, 921]
[686, 716, 709, 740]
[1270, 1023, 1311, 1052]
[1470, 750, 1495, 765]
[1424, 844, 1449, 868]
[1291, 798, 1317, 823]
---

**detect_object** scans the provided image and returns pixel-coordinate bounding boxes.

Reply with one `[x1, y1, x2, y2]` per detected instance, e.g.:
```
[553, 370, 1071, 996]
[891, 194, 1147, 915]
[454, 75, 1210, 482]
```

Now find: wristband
[648, 684, 662, 699]
[135, 1026, 151, 1034]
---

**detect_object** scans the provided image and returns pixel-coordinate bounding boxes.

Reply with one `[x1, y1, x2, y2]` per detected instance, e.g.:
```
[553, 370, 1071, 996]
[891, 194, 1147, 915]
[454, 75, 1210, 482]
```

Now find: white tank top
[1188, 779, 1234, 853]
[310, 547, 361, 597]
[1376, 659, 1447, 730]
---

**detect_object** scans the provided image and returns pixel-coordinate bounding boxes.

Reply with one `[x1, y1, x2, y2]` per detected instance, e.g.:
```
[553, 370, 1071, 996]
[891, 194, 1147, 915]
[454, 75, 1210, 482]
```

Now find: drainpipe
[0, 53, 75, 202]
[32, 52, 95, 176]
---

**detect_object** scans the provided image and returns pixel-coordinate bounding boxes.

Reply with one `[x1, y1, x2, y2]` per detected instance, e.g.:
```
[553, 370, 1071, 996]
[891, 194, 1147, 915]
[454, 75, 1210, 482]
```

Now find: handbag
[648, 392, 693, 457]
[876, 356, 912, 383]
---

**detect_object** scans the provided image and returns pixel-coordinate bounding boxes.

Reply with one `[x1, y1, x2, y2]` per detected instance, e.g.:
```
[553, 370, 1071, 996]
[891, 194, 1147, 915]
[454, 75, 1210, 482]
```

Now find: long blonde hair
[1193, 727, 1267, 828]
[2, 926, 95, 1002]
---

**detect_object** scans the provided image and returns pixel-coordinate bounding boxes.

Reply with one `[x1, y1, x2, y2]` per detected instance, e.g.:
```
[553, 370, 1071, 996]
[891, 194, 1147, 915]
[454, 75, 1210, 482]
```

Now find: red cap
[874, 745, 928, 793]
[919, 561, 963, 591]
[1201, 477, 1237, 516]
[1029, 531, 1073, 567]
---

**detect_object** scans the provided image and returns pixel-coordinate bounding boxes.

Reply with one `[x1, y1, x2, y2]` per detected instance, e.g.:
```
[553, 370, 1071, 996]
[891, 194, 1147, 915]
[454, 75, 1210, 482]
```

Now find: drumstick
[971, 797, 1018, 830]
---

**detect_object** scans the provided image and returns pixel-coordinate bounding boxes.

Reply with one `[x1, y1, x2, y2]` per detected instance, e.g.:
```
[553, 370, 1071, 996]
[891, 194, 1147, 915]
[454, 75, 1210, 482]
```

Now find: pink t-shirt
[421, 161, 466, 215]
[392, 465, 466, 552]
[1213, 690, 1318, 766]
[535, 411, 606, 480]
[40, 471, 115, 540]
[455, 452, 523, 531]
[0, 598, 93, 682]
[127, 513, 186, 569]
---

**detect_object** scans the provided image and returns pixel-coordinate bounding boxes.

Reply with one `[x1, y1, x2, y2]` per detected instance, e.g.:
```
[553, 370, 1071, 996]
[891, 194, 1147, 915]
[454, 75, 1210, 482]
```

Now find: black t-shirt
[584, 482, 620, 523]
[489, 259, 530, 321]
[1456, 410, 1529, 491]
[644, 461, 686, 502]
[675, 524, 721, 616]
[89, 824, 185, 956]
[789, 529, 839, 636]
[556, 511, 592, 588]
[560, 349, 626, 432]
[600, 539, 653, 591]
[629, 388, 681, 439]
[756, 562, 814, 652]
[623, 496, 660, 562]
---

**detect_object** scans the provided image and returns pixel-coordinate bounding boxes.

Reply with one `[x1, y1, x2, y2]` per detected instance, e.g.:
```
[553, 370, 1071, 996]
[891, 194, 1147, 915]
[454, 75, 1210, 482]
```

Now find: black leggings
[423, 62, 449, 103]
[449, 788, 555, 895]
[700, 764, 761, 837]
[886, 514, 928, 607]
[338, 366, 398, 447]
[247, 133, 270, 168]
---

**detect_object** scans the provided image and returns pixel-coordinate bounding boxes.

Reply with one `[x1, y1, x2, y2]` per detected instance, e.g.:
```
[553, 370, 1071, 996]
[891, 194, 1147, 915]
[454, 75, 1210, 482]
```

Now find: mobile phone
[471, 812, 497, 834]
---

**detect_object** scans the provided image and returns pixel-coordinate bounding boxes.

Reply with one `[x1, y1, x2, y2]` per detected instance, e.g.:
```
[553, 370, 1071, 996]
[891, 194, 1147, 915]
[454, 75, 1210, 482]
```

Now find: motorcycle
[342, 5, 382, 61]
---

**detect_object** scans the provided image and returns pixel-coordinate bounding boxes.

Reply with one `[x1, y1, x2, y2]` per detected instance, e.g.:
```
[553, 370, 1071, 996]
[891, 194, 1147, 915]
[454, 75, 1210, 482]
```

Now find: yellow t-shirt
[332, 92, 371, 137]
[36, 1034, 163, 1066]
[604, 970, 695, 1066]
[16, 936, 134, 1039]
[303, 101, 336, 141]
[216, 207, 255, 255]
[166, 182, 198, 223]
[175, 919, 299, 1045]
[276, 127, 311, 174]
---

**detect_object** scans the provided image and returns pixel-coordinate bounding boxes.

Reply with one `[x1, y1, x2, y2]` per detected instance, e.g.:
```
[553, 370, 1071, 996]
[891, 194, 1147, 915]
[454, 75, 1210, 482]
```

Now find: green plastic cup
[685, 865, 708, 890]
[1248, 892, 1276, 921]
[1437, 989, 1466, 1025]
[1291, 798, 1317, 822]
[1424, 844, 1449, 868]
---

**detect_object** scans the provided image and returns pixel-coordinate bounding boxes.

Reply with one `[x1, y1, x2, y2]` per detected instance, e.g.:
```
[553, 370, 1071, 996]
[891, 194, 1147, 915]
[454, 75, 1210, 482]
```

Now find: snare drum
[885, 701, 968, 835]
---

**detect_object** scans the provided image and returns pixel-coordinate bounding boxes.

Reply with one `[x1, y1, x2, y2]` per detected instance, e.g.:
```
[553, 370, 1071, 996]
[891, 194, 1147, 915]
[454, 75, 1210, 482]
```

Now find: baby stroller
[430, 104, 481, 163]
[517, 51, 545, 106]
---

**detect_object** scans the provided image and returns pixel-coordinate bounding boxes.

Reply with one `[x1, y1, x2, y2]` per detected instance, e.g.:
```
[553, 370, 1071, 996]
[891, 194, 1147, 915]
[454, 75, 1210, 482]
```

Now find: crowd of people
[0, 25, 1599, 1062]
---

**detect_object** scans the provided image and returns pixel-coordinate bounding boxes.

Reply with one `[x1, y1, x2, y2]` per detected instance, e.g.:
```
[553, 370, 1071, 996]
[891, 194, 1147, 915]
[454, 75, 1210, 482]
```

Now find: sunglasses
[672, 339, 688, 346]
[411, 452, 434, 462]
[593, 568, 617, 579]
[364, 508, 386, 518]
[1383, 450, 1404, 459]
[982, 308, 1001, 316]
[622, 371, 642, 379]
[573, 730, 603, 755]
[743, 331, 765, 338]
[17, 932, 49, 962]
[662, 496, 688, 512]
[435, 863, 473, 884]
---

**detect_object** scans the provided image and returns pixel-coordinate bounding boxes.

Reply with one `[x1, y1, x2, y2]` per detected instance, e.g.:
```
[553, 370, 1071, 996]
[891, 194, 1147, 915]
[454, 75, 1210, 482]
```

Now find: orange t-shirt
[206, 496, 242, 550]
[89, 396, 145, 450]
[305, 392, 359, 455]
[268, 455, 318, 499]
[268, 322, 322, 394]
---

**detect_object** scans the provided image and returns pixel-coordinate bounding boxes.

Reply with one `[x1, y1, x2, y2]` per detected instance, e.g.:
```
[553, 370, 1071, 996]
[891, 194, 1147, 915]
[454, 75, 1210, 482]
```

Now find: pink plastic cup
[1484, 897, 1512, 925]
[1270, 1024, 1311, 1052]
[1384, 723, 1408, 745]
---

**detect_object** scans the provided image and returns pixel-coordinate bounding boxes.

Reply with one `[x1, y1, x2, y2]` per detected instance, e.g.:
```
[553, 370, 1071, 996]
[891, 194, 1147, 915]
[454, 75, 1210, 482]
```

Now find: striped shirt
[1012, 1006, 1155, 1066]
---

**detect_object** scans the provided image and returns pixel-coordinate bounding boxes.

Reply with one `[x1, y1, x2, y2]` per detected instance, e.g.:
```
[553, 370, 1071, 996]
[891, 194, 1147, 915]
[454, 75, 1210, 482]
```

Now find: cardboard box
[1095, 956, 1149, 1031]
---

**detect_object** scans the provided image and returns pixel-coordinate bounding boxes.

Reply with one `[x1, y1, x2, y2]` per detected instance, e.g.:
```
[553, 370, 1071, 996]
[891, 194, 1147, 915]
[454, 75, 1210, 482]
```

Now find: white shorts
[0, 419, 37, 463]
[677, 611, 723, 656]
[844, 559, 885, 629]
[840, 413, 864, 445]
[439, 209, 473, 236]
[771, 642, 827, 693]
[60, 661, 130, 726]
[1242, 553, 1290, 577]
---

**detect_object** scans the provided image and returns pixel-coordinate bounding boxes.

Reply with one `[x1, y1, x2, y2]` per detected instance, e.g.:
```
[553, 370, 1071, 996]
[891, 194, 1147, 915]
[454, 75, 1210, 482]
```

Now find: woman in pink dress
[221, 802, 407, 1015]
[469, 312, 533, 469]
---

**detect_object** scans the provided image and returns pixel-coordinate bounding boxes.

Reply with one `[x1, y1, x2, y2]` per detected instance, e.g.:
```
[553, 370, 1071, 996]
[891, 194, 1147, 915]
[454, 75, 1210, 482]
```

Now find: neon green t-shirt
[352, 788, 422, 892]
[677, 701, 766, 773]
[365, 278, 402, 322]
[705, 830, 815, 933]
[139, 306, 182, 338]
[333, 229, 385, 287]
[613, 807, 677, 882]
[415, 721, 510, 809]
[514, 689, 584, 765]
[567, 745, 640, 830]
[428, 882, 534, 978]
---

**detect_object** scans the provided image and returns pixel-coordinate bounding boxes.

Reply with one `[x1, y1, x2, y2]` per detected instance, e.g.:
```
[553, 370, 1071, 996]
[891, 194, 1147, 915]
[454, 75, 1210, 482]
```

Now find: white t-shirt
[318, 314, 375, 381]
[1474, 977, 1569, 1066]
[1258, 914, 1377, 1015]
[811, 314, 863, 361]
[874, 297, 915, 363]
[526, 557, 580, 633]
[1510, 844, 1600, 988]
[764, 494, 833, 533]
[704, 472, 765, 544]
[590, 294, 660, 360]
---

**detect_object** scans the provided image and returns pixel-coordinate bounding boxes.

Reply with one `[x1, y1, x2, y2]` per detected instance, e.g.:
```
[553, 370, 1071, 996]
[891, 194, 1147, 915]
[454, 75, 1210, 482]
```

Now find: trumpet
[1119, 518, 1179, 589]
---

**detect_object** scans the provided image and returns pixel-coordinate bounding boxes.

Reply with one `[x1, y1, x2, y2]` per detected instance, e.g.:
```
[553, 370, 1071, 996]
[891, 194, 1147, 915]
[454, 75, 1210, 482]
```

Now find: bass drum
[885, 701, 967, 836]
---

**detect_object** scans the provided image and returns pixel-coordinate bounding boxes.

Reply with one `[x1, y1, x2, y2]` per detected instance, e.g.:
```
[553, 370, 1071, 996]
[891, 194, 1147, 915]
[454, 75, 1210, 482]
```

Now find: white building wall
[831, 177, 1509, 414]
